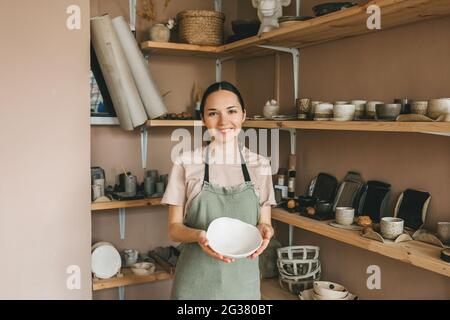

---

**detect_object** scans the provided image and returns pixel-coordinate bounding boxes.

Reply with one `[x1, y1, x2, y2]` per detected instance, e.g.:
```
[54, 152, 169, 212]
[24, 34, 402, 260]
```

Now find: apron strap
[203, 146, 251, 183]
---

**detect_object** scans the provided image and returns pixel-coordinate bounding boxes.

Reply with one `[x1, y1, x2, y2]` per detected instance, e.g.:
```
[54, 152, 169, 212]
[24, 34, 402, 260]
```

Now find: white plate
[329, 221, 363, 231]
[299, 288, 358, 300]
[91, 243, 122, 279]
[206, 217, 262, 259]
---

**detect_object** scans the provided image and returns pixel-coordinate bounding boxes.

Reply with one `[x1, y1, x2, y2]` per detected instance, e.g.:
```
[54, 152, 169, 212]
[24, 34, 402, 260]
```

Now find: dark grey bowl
[376, 103, 401, 121]
[312, 2, 357, 17]
[231, 19, 260, 36]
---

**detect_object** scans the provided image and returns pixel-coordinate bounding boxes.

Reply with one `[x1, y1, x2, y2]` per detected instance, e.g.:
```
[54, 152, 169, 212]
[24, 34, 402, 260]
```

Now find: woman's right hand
[197, 230, 235, 263]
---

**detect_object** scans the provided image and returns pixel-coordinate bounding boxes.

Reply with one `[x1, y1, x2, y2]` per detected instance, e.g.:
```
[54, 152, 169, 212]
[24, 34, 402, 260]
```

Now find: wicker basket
[177, 10, 225, 46]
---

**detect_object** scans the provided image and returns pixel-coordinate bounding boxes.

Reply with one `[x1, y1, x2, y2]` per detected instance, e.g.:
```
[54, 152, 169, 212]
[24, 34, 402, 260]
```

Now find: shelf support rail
[278, 128, 296, 246]
[140, 126, 148, 169]
[257, 46, 300, 102]
[119, 208, 126, 240]
[215, 56, 234, 82]
[118, 286, 125, 300]
[214, 0, 222, 12]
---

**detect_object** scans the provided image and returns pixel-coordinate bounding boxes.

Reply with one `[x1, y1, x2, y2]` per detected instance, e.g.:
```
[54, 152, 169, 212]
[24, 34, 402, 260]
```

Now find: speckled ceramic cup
[335, 207, 355, 225]
[314, 103, 333, 121]
[366, 101, 383, 119]
[381, 217, 404, 240]
[437, 222, 450, 244]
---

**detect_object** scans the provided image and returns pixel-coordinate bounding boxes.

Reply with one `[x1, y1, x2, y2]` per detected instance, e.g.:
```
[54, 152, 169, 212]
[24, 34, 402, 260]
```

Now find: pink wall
[0, 0, 91, 299]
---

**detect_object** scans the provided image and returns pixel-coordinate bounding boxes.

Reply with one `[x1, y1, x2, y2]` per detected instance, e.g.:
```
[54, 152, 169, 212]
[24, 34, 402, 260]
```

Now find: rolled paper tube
[112, 16, 168, 119]
[91, 15, 148, 130]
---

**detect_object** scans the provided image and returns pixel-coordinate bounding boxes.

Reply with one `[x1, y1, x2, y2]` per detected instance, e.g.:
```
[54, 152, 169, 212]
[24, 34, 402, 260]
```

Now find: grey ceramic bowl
[376, 103, 401, 121]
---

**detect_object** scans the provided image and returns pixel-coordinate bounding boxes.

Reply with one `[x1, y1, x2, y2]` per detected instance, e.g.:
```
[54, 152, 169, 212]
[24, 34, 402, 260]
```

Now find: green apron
[171, 147, 261, 300]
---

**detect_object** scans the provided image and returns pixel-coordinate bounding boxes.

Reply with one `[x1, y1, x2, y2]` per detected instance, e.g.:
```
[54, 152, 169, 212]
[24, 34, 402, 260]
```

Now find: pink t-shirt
[161, 146, 276, 217]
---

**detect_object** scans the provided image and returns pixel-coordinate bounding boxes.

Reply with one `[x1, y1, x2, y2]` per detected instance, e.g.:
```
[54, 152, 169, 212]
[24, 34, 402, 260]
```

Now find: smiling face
[202, 90, 246, 143]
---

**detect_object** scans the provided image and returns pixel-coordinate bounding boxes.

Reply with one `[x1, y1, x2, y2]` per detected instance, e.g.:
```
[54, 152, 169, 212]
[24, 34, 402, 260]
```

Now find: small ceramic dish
[313, 2, 357, 17]
[206, 217, 262, 259]
[299, 288, 358, 300]
[329, 221, 362, 231]
[313, 281, 348, 299]
[131, 262, 156, 276]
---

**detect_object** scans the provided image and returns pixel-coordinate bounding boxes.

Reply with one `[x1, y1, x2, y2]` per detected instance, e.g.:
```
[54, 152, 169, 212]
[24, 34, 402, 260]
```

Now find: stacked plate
[277, 246, 321, 295]
[299, 281, 358, 300]
[91, 242, 122, 279]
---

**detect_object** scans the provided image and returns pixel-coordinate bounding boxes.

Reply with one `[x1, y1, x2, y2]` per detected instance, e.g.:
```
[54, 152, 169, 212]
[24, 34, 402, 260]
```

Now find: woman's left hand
[249, 223, 274, 259]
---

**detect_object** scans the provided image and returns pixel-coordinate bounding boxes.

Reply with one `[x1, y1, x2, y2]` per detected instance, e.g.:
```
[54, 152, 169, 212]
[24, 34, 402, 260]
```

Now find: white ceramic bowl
[313, 281, 348, 299]
[206, 217, 262, 259]
[131, 262, 156, 276]
[428, 98, 450, 119]
[335, 207, 355, 225]
[333, 104, 355, 121]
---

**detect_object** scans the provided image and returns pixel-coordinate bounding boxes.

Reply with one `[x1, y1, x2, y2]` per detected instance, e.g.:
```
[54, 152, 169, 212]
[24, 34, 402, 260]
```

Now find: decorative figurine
[252, 0, 291, 34]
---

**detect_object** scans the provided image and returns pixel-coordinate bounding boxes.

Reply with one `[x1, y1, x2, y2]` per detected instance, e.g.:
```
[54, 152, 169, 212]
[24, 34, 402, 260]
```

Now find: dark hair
[200, 81, 245, 117]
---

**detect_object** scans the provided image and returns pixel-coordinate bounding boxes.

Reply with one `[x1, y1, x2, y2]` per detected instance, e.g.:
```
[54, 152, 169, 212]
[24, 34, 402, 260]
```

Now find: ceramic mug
[411, 101, 428, 115]
[314, 103, 333, 121]
[333, 104, 355, 121]
[125, 175, 137, 195]
[124, 249, 139, 267]
[366, 101, 383, 119]
[351, 100, 367, 120]
[437, 222, 450, 244]
[335, 207, 355, 225]
[380, 217, 404, 240]
[296, 98, 311, 119]
[144, 177, 156, 196]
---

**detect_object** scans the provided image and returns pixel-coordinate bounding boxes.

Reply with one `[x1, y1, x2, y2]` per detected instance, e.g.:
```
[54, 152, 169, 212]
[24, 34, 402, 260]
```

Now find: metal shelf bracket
[140, 126, 148, 169]
[256, 46, 300, 102]
[119, 208, 126, 240]
[118, 286, 125, 300]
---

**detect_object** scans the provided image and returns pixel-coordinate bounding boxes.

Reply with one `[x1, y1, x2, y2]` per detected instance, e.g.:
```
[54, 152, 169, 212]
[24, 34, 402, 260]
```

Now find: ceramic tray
[361, 227, 412, 244]
[329, 221, 363, 231]
[394, 189, 431, 230]
[299, 288, 358, 300]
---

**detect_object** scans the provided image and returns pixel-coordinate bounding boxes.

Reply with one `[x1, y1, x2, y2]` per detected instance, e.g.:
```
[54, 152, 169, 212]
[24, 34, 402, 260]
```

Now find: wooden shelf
[92, 267, 172, 291]
[281, 120, 450, 133]
[145, 119, 450, 133]
[141, 0, 450, 59]
[261, 278, 298, 300]
[91, 198, 162, 211]
[272, 208, 450, 278]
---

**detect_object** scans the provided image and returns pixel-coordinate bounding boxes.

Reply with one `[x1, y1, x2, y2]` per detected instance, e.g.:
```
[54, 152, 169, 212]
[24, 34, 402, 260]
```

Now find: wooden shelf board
[261, 278, 298, 300]
[140, 0, 450, 59]
[145, 119, 450, 133]
[92, 267, 172, 291]
[272, 208, 450, 278]
[91, 198, 162, 211]
[280, 120, 450, 133]
[140, 41, 221, 58]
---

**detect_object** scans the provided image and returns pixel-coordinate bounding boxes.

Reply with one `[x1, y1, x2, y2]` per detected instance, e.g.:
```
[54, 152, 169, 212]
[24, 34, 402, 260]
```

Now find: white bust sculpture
[252, 0, 291, 34]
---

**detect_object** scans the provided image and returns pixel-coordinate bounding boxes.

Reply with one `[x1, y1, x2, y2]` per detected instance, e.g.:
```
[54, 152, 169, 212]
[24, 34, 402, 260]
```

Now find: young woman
[161, 81, 276, 300]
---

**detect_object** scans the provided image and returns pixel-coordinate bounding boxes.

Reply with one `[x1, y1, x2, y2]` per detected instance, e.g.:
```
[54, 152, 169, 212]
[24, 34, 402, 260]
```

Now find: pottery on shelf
[149, 23, 171, 42]
[376, 103, 401, 121]
[314, 103, 333, 120]
[394, 189, 431, 231]
[335, 207, 355, 226]
[366, 101, 383, 119]
[263, 100, 280, 119]
[437, 222, 450, 244]
[381, 217, 404, 240]
[333, 104, 355, 121]
[411, 101, 428, 115]
[312, 2, 357, 17]
[278, 15, 313, 27]
[428, 98, 450, 119]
